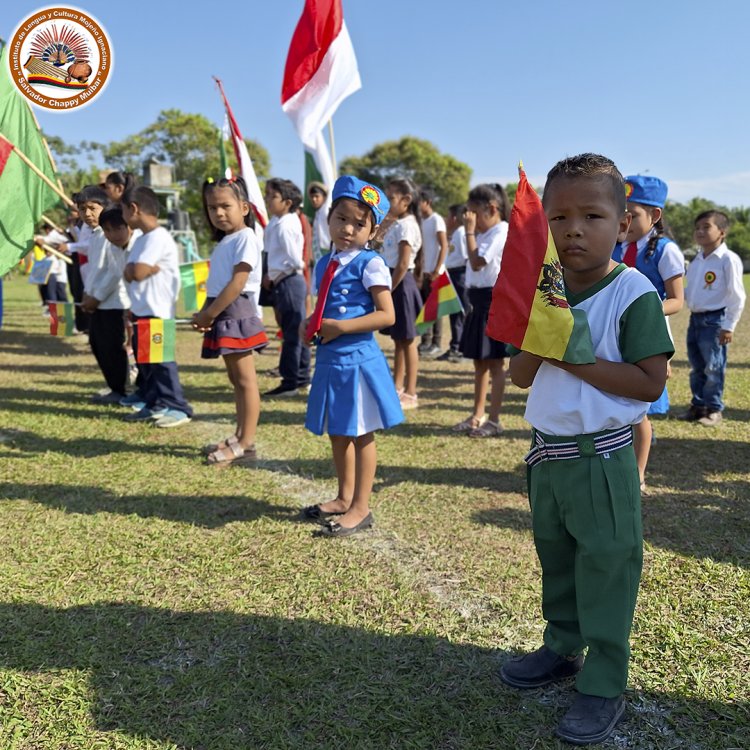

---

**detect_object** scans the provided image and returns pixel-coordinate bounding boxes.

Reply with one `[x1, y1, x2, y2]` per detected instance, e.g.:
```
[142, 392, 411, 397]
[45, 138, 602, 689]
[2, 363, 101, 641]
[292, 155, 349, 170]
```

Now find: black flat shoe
[318, 512, 374, 538]
[556, 692, 625, 745]
[500, 645, 584, 689]
[301, 504, 346, 521]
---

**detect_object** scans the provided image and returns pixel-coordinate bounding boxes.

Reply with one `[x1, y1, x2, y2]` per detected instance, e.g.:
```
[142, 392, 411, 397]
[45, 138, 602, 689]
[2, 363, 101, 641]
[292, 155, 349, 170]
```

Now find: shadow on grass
[0, 327, 83, 356]
[0, 482, 297, 528]
[0, 602, 745, 750]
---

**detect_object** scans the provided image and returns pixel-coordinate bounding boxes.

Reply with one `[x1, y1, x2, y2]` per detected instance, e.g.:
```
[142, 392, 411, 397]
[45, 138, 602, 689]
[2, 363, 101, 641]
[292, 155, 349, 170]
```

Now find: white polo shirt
[382, 215, 422, 270]
[265, 213, 304, 282]
[421, 212, 447, 273]
[127, 227, 181, 318]
[466, 221, 508, 288]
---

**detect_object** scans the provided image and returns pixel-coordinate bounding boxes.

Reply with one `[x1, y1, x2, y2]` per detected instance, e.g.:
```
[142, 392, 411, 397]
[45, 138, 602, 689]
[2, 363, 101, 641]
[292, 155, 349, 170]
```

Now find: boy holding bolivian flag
[492, 155, 673, 745]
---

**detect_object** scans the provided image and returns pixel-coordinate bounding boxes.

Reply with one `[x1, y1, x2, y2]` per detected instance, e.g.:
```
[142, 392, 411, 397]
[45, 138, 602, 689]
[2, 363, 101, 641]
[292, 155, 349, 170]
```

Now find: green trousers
[528, 434, 642, 698]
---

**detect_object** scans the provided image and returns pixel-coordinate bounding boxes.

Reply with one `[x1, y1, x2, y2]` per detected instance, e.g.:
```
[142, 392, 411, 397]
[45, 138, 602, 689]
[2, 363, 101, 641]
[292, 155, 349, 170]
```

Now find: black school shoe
[500, 645, 584, 689]
[556, 692, 625, 745]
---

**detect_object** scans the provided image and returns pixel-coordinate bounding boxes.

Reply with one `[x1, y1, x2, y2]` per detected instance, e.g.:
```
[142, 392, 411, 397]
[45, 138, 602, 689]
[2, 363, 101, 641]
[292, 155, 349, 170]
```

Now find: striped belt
[524, 425, 633, 468]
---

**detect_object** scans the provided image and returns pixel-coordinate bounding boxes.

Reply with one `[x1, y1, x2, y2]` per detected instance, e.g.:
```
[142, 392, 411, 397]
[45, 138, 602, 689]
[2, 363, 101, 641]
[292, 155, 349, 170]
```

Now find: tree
[339, 136, 471, 215]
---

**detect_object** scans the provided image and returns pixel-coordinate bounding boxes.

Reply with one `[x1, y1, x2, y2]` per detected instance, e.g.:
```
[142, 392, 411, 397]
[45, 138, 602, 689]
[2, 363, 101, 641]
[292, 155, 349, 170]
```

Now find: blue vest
[612, 237, 671, 300]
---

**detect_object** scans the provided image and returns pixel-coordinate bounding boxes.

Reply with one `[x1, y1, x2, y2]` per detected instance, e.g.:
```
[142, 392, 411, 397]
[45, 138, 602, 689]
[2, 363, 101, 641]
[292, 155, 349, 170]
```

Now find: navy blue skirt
[460, 287, 507, 360]
[381, 270, 422, 341]
[201, 295, 268, 359]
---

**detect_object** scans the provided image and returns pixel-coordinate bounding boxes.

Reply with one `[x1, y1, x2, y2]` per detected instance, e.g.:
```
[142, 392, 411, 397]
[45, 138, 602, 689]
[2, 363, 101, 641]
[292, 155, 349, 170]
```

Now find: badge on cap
[360, 185, 380, 206]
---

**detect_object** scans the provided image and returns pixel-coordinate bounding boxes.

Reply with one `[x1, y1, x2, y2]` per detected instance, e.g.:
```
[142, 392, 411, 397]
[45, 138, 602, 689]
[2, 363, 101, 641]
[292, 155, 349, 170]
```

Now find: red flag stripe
[0, 137, 14, 176]
[136, 319, 151, 363]
[422, 272, 451, 323]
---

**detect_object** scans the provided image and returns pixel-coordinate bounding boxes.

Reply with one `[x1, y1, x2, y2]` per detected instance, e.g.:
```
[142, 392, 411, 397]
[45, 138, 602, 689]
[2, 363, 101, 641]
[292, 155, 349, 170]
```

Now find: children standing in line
[417, 188, 449, 359]
[122, 186, 193, 428]
[453, 184, 510, 437]
[438, 203, 468, 362]
[380, 177, 423, 410]
[612, 175, 684, 490]
[57, 202, 91, 333]
[503, 154, 673, 746]
[302, 176, 403, 537]
[262, 178, 310, 396]
[307, 181, 331, 266]
[193, 177, 268, 465]
[682, 210, 746, 426]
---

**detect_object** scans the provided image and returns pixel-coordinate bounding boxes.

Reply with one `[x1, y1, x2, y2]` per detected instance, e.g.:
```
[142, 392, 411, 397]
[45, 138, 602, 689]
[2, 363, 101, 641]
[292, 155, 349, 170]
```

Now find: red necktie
[622, 241, 638, 267]
[305, 257, 339, 341]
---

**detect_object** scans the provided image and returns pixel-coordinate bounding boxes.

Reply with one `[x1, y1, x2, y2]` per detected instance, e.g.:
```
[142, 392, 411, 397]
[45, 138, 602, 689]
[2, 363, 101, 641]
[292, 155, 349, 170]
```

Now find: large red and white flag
[214, 78, 268, 227]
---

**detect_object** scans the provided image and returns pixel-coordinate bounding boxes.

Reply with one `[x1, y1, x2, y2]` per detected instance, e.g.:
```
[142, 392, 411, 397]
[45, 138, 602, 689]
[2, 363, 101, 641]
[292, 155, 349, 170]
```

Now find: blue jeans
[273, 274, 310, 389]
[687, 309, 727, 413]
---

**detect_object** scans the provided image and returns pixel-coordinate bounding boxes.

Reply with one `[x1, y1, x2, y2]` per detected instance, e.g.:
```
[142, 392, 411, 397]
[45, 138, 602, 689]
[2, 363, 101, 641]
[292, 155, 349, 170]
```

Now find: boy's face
[418, 198, 432, 218]
[694, 217, 725, 251]
[626, 202, 660, 243]
[102, 223, 132, 248]
[328, 198, 376, 251]
[78, 201, 104, 228]
[309, 190, 325, 210]
[265, 189, 291, 217]
[543, 176, 630, 289]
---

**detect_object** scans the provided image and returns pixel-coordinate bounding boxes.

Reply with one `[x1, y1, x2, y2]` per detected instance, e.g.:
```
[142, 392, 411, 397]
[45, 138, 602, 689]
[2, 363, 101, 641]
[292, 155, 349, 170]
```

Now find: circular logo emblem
[152, 333, 163, 345]
[704, 271, 716, 285]
[360, 185, 380, 206]
[624, 182, 634, 200]
[5, 6, 113, 111]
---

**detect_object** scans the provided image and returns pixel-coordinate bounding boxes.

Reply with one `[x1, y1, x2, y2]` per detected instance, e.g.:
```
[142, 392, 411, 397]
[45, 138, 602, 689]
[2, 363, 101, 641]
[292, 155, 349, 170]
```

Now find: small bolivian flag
[179, 260, 210, 312]
[486, 164, 595, 363]
[415, 271, 464, 333]
[135, 318, 176, 364]
[48, 302, 75, 336]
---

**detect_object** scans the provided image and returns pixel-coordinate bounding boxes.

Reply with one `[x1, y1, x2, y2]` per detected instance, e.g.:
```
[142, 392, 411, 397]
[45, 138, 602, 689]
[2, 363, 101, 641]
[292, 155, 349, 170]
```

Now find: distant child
[302, 176, 403, 537]
[262, 178, 311, 396]
[682, 210, 746, 425]
[122, 186, 193, 428]
[103, 170, 136, 203]
[307, 181, 331, 265]
[417, 187, 449, 358]
[34, 221, 70, 304]
[437, 203, 469, 363]
[82, 206, 137, 404]
[612, 175, 685, 489]
[193, 177, 268, 465]
[453, 184, 510, 437]
[57, 201, 91, 333]
[379, 177, 423, 410]
[503, 154, 673, 746]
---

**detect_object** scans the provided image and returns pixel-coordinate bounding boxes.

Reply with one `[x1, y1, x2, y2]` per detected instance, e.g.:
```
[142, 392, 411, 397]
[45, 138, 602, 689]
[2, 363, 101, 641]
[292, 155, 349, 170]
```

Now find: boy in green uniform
[503, 154, 674, 745]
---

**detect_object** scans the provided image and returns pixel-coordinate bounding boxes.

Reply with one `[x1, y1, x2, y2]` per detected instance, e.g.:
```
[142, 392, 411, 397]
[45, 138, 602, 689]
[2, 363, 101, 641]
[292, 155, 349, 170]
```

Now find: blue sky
[4, 0, 749, 206]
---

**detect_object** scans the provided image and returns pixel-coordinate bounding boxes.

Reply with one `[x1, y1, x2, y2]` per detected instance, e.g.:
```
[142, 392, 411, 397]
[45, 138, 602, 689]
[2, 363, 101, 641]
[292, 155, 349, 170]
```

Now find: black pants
[67, 254, 89, 333]
[273, 274, 310, 388]
[447, 266, 468, 352]
[89, 308, 128, 396]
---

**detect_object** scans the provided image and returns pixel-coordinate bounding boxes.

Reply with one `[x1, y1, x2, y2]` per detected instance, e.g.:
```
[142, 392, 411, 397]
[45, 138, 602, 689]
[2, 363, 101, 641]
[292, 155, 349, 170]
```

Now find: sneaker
[421, 344, 442, 359]
[500, 645, 584, 689]
[417, 342, 431, 354]
[698, 410, 722, 427]
[120, 392, 145, 407]
[556, 693, 625, 745]
[678, 404, 706, 421]
[153, 409, 192, 428]
[91, 390, 126, 405]
[264, 384, 300, 397]
[123, 407, 167, 422]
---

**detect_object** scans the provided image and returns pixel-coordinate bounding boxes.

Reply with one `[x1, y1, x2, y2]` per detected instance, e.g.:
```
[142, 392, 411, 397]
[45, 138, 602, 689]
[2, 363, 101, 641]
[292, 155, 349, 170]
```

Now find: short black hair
[329, 196, 376, 230]
[694, 209, 730, 233]
[467, 183, 511, 222]
[122, 186, 161, 217]
[76, 184, 109, 206]
[99, 207, 128, 229]
[544, 153, 626, 213]
[266, 178, 302, 212]
[419, 187, 436, 204]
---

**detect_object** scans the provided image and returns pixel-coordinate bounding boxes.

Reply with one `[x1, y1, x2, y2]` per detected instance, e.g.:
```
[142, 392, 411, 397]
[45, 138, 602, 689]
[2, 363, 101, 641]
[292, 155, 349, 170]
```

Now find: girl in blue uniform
[302, 176, 404, 537]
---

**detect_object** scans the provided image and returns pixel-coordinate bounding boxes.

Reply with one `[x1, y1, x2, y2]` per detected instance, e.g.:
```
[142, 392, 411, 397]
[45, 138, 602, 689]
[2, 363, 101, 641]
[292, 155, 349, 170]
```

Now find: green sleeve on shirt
[506, 344, 521, 357]
[618, 291, 675, 363]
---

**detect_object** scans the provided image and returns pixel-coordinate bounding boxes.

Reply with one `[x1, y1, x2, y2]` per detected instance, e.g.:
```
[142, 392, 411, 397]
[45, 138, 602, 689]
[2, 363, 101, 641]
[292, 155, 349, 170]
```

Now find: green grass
[0, 274, 748, 749]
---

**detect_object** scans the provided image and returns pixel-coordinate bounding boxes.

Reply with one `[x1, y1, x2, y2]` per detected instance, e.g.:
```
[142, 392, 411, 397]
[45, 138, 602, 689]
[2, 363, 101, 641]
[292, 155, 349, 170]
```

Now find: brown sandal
[452, 416, 485, 433]
[202, 434, 239, 456]
[205, 441, 256, 466]
[468, 420, 503, 438]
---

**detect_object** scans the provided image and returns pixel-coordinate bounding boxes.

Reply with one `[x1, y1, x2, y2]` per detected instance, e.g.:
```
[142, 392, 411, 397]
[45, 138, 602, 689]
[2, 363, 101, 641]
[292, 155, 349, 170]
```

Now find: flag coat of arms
[415, 271, 464, 333]
[180, 260, 210, 312]
[486, 166, 595, 363]
[48, 302, 75, 336]
[135, 319, 176, 364]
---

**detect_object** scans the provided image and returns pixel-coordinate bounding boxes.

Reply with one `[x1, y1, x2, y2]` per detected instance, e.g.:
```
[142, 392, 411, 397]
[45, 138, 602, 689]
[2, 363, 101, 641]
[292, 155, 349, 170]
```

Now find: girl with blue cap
[301, 175, 404, 537]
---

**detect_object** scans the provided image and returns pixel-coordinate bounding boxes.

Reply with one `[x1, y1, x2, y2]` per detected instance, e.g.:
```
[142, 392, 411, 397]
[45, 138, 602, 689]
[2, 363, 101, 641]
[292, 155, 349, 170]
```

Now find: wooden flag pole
[327, 119, 337, 180]
[41, 242, 73, 265]
[41, 214, 64, 233]
[0, 134, 74, 207]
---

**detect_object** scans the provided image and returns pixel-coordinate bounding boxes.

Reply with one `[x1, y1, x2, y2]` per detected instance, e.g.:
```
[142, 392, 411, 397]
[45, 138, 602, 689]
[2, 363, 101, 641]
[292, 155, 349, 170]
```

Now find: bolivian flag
[486, 165, 594, 363]
[415, 271, 464, 333]
[179, 260, 210, 312]
[135, 319, 176, 364]
[49, 302, 75, 336]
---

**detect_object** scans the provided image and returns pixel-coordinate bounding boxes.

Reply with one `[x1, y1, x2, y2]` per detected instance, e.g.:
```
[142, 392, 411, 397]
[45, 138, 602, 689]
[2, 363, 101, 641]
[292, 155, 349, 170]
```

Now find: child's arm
[509, 351, 544, 388]
[428, 230, 449, 279]
[390, 241, 412, 289]
[318, 286, 395, 344]
[720, 253, 746, 344]
[662, 274, 684, 316]
[129, 262, 161, 282]
[464, 211, 488, 272]
[192, 263, 251, 331]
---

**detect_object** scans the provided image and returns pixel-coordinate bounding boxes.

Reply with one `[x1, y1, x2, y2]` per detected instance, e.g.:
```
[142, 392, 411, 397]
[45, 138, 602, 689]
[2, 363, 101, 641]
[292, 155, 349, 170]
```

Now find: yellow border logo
[5, 6, 113, 111]
[624, 182, 634, 200]
[360, 185, 380, 206]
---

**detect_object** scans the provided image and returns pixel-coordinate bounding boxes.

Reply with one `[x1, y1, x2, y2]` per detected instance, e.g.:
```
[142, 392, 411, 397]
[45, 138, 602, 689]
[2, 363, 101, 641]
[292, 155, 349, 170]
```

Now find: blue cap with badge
[624, 175, 668, 208]
[332, 175, 390, 225]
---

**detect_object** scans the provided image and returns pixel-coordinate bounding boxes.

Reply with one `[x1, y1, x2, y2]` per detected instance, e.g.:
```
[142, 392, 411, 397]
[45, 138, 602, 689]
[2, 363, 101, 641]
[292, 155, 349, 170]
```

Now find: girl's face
[626, 202, 660, 242]
[328, 198, 376, 251]
[694, 217, 725, 251]
[385, 188, 411, 218]
[78, 201, 104, 228]
[205, 186, 249, 233]
[104, 181, 124, 202]
[467, 200, 498, 233]
[309, 190, 326, 210]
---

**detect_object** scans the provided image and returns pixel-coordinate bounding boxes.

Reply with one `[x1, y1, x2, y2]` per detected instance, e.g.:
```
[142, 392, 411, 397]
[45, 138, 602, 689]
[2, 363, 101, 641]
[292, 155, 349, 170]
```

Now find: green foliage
[339, 136, 471, 215]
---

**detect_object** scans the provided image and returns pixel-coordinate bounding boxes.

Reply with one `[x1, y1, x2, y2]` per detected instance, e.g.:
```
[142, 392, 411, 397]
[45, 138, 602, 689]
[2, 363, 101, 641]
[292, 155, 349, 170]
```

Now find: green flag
[0, 47, 63, 276]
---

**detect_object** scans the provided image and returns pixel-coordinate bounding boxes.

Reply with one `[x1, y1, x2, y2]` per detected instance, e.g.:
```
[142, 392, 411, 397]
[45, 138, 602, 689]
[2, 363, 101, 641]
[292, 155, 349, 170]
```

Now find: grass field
[0, 274, 747, 750]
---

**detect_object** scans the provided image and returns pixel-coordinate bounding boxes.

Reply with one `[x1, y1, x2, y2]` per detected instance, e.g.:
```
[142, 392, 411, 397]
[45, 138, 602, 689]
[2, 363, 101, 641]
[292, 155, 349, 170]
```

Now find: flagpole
[327, 119, 337, 179]
[0, 134, 74, 207]
[41, 242, 73, 265]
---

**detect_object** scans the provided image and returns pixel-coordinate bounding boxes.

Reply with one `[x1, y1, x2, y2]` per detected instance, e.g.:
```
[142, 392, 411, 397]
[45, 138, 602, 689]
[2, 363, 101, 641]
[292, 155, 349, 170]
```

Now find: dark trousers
[419, 276, 443, 348]
[140, 362, 193, 415]
[447, 266, 468, 352]
[67, 254, 89, 333]
[273, 274, 310, 388]
[40, 275, 68, 303]
[89, 308, 129, 396]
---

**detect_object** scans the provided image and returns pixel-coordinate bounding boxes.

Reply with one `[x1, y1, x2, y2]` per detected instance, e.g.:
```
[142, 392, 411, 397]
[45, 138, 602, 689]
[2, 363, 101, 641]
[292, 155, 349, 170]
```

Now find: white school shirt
[446, 226, 468, 269]
[312, 204, 332, 263]
[684, 242, 746, 331]
[43, 229, 69, 279]
[206, 227, 262, 302]
[127, 227, 181, 318]
[265, 213, 304, 282]
[465, 221, 508, 288]
[86, 230, 141, 310]
[382, 215, 422, 269]
[421, 212, 447, 273]
[68, 223, 93, 283]
[82, 227, 108, 294]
